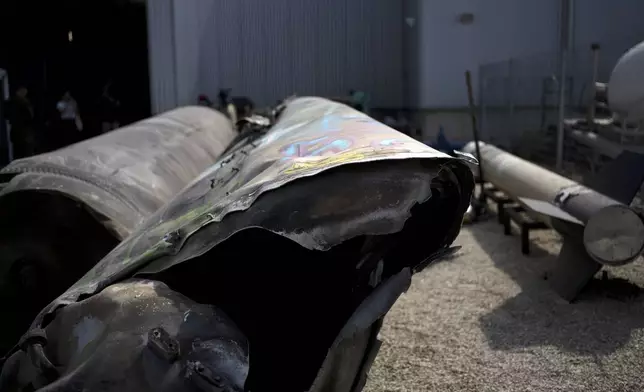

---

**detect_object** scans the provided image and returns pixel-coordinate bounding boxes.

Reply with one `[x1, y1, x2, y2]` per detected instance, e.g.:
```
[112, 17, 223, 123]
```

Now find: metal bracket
[545, 238, 601, 302]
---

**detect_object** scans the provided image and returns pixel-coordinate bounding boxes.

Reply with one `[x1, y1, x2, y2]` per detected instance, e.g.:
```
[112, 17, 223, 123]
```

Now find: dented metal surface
[554, 184, 593, 207]
[2, 279, 249, 391]
[308, 269, 412, 392]
[24, 97, 467, 309]
[0, 106, 236, 237]
[3, 97, 474, 392]
[0, 106, 238, 360]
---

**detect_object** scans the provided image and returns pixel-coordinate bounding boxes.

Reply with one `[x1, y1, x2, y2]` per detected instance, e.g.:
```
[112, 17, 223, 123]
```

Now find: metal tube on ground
[463, 141, 644, 266]
[0, 106, 237, 355]
[463, 141, 576, 202]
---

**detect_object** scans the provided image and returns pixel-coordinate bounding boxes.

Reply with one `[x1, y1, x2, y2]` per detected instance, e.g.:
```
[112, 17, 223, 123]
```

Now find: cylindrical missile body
[0, 106, 236, 355]
[463, 141, 644, 266]
[463, 141, 576, 202]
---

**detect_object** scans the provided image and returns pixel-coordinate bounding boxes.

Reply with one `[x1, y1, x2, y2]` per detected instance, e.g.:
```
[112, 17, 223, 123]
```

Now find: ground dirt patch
[365, 220, 644, 392]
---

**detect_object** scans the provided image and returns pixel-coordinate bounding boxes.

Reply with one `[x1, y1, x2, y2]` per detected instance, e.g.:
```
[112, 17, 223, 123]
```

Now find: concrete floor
[364, 219, 644, 392]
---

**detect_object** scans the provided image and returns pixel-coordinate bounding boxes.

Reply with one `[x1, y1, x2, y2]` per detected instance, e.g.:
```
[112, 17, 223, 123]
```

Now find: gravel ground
[364, 219, 644, 392]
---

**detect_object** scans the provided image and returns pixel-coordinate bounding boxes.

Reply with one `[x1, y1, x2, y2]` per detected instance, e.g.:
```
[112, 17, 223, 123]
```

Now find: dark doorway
[0, 0, 150, 143]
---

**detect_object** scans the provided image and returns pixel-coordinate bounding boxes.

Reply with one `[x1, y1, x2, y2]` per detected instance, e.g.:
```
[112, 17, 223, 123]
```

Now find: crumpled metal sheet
[0, 106, 236, 238]
[554, 184, 593, 207]
[308, 269, 411, 392]
[22, 97, 472, 349]
[5, 279, 250, 391]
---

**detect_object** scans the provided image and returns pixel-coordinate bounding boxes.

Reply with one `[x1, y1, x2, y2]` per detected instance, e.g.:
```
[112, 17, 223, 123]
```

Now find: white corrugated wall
[147, 0, 405, 110]
[148, 1, 644, 111]
[147, 0, 177, 114]
[417, 0, 644, 108]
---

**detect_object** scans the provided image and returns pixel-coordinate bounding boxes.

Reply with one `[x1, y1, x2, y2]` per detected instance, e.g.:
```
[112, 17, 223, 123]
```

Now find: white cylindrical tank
[608, 40, 644, 122]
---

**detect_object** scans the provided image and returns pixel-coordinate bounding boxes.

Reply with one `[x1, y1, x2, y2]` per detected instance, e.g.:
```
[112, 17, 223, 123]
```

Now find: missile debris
[0, 106, 236, 354]
[464, 141, 644, 300]
[0, 97, 474, 391]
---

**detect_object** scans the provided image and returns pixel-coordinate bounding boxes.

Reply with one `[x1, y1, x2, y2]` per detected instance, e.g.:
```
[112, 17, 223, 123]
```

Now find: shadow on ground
[469, 219, 644, 357]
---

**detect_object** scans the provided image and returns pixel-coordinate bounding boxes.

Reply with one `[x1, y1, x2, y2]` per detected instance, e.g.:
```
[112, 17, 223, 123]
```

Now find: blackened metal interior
[152, 169, 464, 392]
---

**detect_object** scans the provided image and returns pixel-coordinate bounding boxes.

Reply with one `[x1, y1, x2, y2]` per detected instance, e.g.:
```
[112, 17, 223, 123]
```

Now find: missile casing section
[1, 97, 474, 392]
[463, 141, 644, 267]
[0, 106, 236, 355]
[1, 106, 236, 237]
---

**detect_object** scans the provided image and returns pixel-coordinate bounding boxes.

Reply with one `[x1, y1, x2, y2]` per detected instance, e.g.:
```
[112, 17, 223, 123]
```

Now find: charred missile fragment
[1, 97, 474, 392]
[0, 106, 236, 355]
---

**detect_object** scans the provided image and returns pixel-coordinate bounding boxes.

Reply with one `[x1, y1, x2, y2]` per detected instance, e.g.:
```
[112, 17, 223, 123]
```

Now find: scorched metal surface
[1, 97, 475, 392]
[0, 106, 236, 237]
[0, 106, 236, 358]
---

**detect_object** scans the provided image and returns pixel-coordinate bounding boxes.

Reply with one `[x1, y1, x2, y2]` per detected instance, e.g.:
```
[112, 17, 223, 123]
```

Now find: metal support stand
[502, 204, 549, 255]
[476, 183, 599, 299]
[546, 239, 602, 302]
[482, 185, 512, 223]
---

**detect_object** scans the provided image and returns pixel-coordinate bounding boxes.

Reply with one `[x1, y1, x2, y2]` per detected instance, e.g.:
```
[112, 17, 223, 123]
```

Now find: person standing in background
[217, 88, 238, 125]
[349, 89, 370, 114]
[198, 94, 214, 107]
[5, 86, 36, 160]
[56, 91, 83, 148]
[100, 80, 120, 133]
